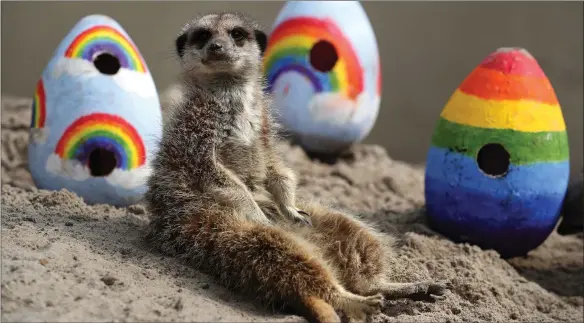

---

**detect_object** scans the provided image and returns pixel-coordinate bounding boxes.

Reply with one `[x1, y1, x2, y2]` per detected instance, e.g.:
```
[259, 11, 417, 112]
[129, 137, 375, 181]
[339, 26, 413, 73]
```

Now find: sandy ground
[1, 95, 583, 322]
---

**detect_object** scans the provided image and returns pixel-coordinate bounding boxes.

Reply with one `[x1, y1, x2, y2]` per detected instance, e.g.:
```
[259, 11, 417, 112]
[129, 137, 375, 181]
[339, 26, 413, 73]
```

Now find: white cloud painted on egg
[52, 58, 157, 99]
[46, 152, 151, 189]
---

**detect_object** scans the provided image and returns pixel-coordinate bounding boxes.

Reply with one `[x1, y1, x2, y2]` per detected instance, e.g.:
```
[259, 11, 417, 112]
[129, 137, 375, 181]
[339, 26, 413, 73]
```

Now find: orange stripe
[458, 67, 559, 105]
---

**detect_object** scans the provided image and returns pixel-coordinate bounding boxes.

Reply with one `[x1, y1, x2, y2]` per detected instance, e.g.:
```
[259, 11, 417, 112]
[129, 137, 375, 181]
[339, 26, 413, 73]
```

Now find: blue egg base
[424, 146, 570, 258]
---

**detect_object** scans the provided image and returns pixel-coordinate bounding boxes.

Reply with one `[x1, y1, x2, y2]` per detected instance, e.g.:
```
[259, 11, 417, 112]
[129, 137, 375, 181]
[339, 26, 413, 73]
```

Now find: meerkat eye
[230, 28, 246, 41]
[191, 29, 212, 47]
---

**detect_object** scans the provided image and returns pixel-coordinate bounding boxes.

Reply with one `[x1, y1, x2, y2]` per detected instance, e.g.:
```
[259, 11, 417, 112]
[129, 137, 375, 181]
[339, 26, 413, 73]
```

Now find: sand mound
[1, 95, 582, 322]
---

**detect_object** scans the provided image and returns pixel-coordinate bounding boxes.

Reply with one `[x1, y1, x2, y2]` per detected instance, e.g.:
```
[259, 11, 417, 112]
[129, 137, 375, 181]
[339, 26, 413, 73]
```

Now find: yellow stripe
[265, 35, 313, 58]
[440, 90, 566, 132]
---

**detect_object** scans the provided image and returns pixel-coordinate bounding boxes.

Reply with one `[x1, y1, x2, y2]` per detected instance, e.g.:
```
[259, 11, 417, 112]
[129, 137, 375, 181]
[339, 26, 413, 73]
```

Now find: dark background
[2, 1, 582, 177]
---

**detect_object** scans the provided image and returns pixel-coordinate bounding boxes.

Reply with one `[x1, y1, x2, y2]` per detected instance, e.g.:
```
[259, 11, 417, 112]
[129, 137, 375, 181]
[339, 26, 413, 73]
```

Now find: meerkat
[145, 12, 448, 323]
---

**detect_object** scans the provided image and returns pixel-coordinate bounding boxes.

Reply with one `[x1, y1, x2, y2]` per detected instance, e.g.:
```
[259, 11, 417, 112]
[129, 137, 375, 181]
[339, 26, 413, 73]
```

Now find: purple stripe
[80, 42, 130, 70]
[267, 64, 323, 93]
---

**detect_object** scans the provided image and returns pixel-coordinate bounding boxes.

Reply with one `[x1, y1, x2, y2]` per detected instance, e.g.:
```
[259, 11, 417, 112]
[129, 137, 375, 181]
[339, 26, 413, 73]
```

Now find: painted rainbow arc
[31, 78, 46, 128]
[54, 113, 146, 170]
[376, 57, 382, 96]
[263, 16, 363, 100]
[64, 25, 147, 73]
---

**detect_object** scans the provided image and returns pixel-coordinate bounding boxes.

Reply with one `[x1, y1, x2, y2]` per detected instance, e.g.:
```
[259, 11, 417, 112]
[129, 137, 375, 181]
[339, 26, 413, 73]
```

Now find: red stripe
[479, 48, 547, 78]
[376, 57, 382, 96]
[37, 79, 46, 127]
[458, 67, 559, 105]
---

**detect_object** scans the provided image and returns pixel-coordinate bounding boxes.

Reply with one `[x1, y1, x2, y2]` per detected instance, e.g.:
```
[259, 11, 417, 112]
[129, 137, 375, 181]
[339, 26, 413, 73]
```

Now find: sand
[1, 95, 583, 322]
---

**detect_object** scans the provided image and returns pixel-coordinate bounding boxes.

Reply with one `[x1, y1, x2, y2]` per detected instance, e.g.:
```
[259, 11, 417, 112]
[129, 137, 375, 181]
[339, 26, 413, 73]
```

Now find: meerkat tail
[298, 296, 341, 323]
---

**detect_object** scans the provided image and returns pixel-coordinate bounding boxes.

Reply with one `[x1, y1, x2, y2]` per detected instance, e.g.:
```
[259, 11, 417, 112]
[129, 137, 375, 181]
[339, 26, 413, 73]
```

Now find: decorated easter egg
[27, 14, 162, 207]
[263, 1, 382, 155]
[424, 47, 570, 258]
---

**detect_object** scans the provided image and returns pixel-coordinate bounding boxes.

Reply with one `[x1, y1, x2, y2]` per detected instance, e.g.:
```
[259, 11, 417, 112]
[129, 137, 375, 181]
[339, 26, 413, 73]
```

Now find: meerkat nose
[209, 43, 224, 53]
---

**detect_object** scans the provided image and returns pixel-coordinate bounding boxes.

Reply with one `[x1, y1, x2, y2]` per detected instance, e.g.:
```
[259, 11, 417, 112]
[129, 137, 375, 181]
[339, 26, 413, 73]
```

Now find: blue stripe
[424, 146, 570, 257]
[425, 146, 569, 198]
[266, 56, 333, 93]
[72, 137, 127, 170]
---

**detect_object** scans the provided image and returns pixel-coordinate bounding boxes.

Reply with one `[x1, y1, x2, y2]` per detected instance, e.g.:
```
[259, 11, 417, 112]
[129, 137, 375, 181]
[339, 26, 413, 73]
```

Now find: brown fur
[146, 11, 447, 323]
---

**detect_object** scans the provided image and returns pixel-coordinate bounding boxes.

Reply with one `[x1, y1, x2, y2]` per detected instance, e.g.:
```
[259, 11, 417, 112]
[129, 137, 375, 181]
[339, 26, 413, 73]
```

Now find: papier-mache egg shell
[263, 1, 382, 154]
[424, 47, 570, 258]
[27, 14, 162, 207]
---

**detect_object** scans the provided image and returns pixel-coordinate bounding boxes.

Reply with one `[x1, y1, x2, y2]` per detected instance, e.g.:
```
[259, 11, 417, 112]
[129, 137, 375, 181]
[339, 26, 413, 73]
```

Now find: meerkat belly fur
[145, 12, 448, 323]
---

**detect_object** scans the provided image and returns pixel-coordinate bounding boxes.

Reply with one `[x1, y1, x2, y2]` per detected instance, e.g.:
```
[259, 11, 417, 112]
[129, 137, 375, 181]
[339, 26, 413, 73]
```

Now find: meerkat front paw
[282, 205, 313, 226]
[250, 203, 273, 226]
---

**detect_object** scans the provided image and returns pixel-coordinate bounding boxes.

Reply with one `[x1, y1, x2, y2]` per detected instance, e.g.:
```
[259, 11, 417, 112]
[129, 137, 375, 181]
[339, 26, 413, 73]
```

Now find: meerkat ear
[175, 33, 188, 59]
[254, 30, 267, 55]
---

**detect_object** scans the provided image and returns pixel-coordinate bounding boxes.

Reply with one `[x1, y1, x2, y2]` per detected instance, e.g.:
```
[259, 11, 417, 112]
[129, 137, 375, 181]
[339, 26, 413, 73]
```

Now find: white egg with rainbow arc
[27, 14, 162, 207]
[263, 1, 382, 154]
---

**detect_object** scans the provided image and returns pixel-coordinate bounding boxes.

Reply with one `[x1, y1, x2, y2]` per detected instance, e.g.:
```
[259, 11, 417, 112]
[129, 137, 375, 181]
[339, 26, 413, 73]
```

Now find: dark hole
[477, 143, 510, 177]
[309, 40, 338, 72]
[88, 148, 117, 177]
[93, 53, 121, 75]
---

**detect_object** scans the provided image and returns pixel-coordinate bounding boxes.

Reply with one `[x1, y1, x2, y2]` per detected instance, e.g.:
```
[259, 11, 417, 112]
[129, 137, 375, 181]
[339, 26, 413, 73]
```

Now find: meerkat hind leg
[369, 280, 448, 301]
[331, 290, 384, 321]
[293, 202, 449, 301]
[196, 220, 383, 322]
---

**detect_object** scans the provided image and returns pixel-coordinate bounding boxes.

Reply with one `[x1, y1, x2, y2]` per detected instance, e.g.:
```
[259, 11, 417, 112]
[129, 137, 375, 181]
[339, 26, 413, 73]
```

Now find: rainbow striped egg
[263, 1, 381, 155]
[27, 14, 162, 207]
[424, 47, 570, 258]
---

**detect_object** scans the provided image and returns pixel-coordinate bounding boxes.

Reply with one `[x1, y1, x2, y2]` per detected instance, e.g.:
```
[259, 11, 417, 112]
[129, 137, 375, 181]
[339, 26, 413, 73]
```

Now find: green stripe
[431, 117, 569, 165]
[264, 47, 309, 73]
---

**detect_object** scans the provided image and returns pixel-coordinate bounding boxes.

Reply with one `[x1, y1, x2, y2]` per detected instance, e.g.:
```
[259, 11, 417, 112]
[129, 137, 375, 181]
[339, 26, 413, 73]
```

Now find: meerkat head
[175, 12, 267, 86]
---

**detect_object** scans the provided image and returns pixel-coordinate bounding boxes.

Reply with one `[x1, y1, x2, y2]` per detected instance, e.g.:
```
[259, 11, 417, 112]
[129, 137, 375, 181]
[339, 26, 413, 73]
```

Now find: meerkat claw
[282, 206, 312, 226]
[296, 210, 313, 226]
[428, 281, 450, 300]
[427, 281, 448, 296]
[412, 281, 449, 302]
[364, 294, 384, 313]
[295, 213, 313, 227]
[297, 209, 310, 216]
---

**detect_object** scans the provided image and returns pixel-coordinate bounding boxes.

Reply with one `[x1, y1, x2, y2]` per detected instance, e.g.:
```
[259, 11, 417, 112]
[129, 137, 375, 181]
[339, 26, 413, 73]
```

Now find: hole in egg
[88, 148, 117, 177]
[309, 40, 338, 72]
[477, 143, 510, 178]
[93, 52, 121, 75]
